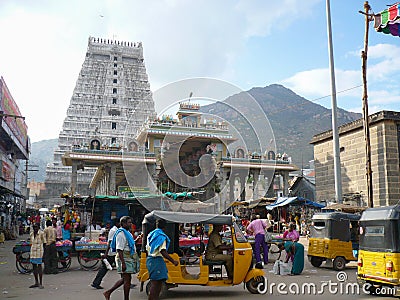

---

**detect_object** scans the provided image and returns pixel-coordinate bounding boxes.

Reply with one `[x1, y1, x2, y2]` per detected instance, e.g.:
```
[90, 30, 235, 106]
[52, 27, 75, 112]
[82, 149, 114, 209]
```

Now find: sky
[1, 0, 400, 143]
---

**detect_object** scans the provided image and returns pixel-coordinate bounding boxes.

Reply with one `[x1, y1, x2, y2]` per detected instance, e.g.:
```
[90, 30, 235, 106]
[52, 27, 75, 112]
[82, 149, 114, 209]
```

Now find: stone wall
[313, 115, 400, 207]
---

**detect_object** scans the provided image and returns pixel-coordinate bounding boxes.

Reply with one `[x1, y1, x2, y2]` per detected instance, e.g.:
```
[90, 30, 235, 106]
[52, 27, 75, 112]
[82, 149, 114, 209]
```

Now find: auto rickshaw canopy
[141, 210, 234, 254]
[142, 210, 234, 225]
[359, 205, 400, 252]
[359, 204, 400, 221]
[312, 211, 361, 222]
[310, 212, 361, 242]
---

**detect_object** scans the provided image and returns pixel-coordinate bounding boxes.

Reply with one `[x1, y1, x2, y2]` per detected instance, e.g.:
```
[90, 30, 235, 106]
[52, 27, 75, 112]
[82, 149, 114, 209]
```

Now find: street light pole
[326, 0, 343, 203]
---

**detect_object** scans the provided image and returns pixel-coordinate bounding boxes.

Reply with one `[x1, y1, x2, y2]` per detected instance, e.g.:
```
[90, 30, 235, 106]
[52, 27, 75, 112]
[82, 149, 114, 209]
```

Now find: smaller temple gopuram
[62, 101, 298, 213]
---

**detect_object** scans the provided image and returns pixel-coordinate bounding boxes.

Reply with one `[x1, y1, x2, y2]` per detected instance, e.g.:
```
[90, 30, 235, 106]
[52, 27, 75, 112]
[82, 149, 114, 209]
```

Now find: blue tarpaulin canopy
[265, 197, 325, 210]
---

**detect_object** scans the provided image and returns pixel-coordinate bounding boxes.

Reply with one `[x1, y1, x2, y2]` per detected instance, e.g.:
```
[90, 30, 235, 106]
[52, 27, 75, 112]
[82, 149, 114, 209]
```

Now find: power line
[266, 84, 363, 117]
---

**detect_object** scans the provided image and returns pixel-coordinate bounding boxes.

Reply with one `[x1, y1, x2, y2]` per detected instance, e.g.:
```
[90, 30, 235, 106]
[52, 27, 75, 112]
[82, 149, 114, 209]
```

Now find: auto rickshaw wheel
[310, 256, 324, 268]
[145, 281, 168, 298]
[246, 277, 265, 294]
[333, 256, 346, 271]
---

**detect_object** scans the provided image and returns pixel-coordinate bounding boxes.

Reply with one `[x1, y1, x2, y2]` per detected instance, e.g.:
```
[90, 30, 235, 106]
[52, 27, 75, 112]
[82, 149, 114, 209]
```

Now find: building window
[114, 63, 117, 68]
[113, 79, 117, 84]
[112, 98, 117, 104]
[111, 137, 116, 144]
[114, 70, 117, 75]
[112, 122, 117, 130]
[114, 56, 117, 61]
[113, 88, 117, 94]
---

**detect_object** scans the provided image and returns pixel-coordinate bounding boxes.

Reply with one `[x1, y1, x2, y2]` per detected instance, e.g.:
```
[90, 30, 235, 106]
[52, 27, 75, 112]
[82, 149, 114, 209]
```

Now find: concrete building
[311, 110, 400, 207]
[26, 180, 46, 208]
[0, 77, 29, 237]
[43, 37, 156, 205]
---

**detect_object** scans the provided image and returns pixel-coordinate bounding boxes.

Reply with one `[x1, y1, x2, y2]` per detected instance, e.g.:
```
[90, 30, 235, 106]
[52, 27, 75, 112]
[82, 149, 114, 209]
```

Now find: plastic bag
[272, 260, 292, 275]
[264, 231, 272, 243]
[279, 261, 292, 275]
[272, 260, 280, 274]
[103, 258, 113, 270]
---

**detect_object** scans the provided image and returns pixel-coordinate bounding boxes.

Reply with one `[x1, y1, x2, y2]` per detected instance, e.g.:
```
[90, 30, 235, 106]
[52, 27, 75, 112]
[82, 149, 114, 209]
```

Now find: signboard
[1, 160, 12, 181]
[0, 77, 28, 150]
[118, 186, 150, 198]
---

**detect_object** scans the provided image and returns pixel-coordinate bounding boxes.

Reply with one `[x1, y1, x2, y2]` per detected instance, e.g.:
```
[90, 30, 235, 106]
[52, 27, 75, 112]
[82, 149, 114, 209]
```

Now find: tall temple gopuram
[42, 37, 156, 203]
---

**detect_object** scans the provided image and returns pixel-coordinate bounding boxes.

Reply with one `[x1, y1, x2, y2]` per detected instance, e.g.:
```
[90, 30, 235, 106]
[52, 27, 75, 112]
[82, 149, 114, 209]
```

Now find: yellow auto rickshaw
[137, 210, 265, 296]
[357, 205, 400, 294]
[307, 212, 360, 270]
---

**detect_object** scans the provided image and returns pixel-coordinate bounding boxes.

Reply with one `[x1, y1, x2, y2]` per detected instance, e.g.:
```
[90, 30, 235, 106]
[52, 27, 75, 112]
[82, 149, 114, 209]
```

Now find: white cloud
[280, 68, 361, 98]
[235, 0, 320, 37]
[369, 89, 400, 105]
[281, 42, 400, 112]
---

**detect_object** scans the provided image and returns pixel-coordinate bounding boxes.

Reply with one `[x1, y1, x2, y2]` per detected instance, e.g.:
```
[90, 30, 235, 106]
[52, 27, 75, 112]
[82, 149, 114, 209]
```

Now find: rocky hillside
[201, 84, 361, 167]
[29, 138, 57, 182]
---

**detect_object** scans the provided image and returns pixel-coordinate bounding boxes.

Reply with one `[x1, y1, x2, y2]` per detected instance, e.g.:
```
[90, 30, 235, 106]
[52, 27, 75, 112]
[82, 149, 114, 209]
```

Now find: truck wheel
[333, 257, 346, 271]
[310, 256, 323, 268]
[246, 277, 265, 294]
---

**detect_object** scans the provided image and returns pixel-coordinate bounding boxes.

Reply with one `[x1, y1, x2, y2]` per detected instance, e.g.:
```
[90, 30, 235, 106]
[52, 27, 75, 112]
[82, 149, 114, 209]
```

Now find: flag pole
[326, 0, 342, 203]
[361, 1, 374, 208]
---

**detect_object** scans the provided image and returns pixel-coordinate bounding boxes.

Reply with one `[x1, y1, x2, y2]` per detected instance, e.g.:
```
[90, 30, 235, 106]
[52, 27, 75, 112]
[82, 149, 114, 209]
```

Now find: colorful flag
[374, 3, 400, 37]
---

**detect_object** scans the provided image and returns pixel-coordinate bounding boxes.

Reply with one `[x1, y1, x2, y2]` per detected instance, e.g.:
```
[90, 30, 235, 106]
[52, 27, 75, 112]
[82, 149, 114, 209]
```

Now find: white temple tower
[43, 37, 156, 202]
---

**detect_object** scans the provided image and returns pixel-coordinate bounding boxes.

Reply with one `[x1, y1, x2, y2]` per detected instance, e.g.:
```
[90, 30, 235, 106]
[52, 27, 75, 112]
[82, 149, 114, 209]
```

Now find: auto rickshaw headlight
[358, 258, 363, 267]
[386, 261, 394, 272]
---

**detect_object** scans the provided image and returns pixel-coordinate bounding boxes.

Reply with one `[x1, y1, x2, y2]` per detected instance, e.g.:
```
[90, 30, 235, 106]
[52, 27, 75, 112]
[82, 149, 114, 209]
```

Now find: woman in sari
[283, 223, 300, 241]
[278, 241, 304, 275]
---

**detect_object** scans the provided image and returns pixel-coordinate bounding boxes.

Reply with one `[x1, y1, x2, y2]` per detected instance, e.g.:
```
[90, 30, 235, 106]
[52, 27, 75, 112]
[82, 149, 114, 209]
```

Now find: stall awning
[265, 197, 325, 210]
[168, 200, 215, 211]
[230, 199, 260, 208]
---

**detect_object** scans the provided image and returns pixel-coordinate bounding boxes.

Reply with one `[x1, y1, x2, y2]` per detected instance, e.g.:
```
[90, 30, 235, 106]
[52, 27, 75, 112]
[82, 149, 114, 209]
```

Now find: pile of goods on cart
[55, 239, 73, 251]
[75, 237, 108, 270]
[75, 238, 108, 251]
[12, 240, 31, 254]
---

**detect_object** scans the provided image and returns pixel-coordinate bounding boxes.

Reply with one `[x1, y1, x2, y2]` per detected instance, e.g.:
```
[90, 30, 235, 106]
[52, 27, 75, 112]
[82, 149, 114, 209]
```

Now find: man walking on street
[247, 214, 269, 268]
[29, 224, 45, 288]
[147, 219, 179, 300]
[43, 220, 58, 274]
[91, 220, 120, 289]
[103, 216, 136, 300]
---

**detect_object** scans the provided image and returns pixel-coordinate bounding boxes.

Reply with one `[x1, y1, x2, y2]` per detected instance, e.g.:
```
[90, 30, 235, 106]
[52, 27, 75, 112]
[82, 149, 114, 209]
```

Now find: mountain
[29, 138, 58, 182]
[201, 84, 361, 168]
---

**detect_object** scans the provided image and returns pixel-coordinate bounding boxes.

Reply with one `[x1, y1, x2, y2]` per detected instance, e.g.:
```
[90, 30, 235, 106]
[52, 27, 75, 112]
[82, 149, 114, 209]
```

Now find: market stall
[266, 197, 325, 234]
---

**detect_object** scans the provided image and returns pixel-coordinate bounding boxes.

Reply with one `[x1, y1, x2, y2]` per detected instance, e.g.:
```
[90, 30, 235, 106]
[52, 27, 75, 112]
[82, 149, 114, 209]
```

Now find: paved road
[0, 236, 392, 300]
